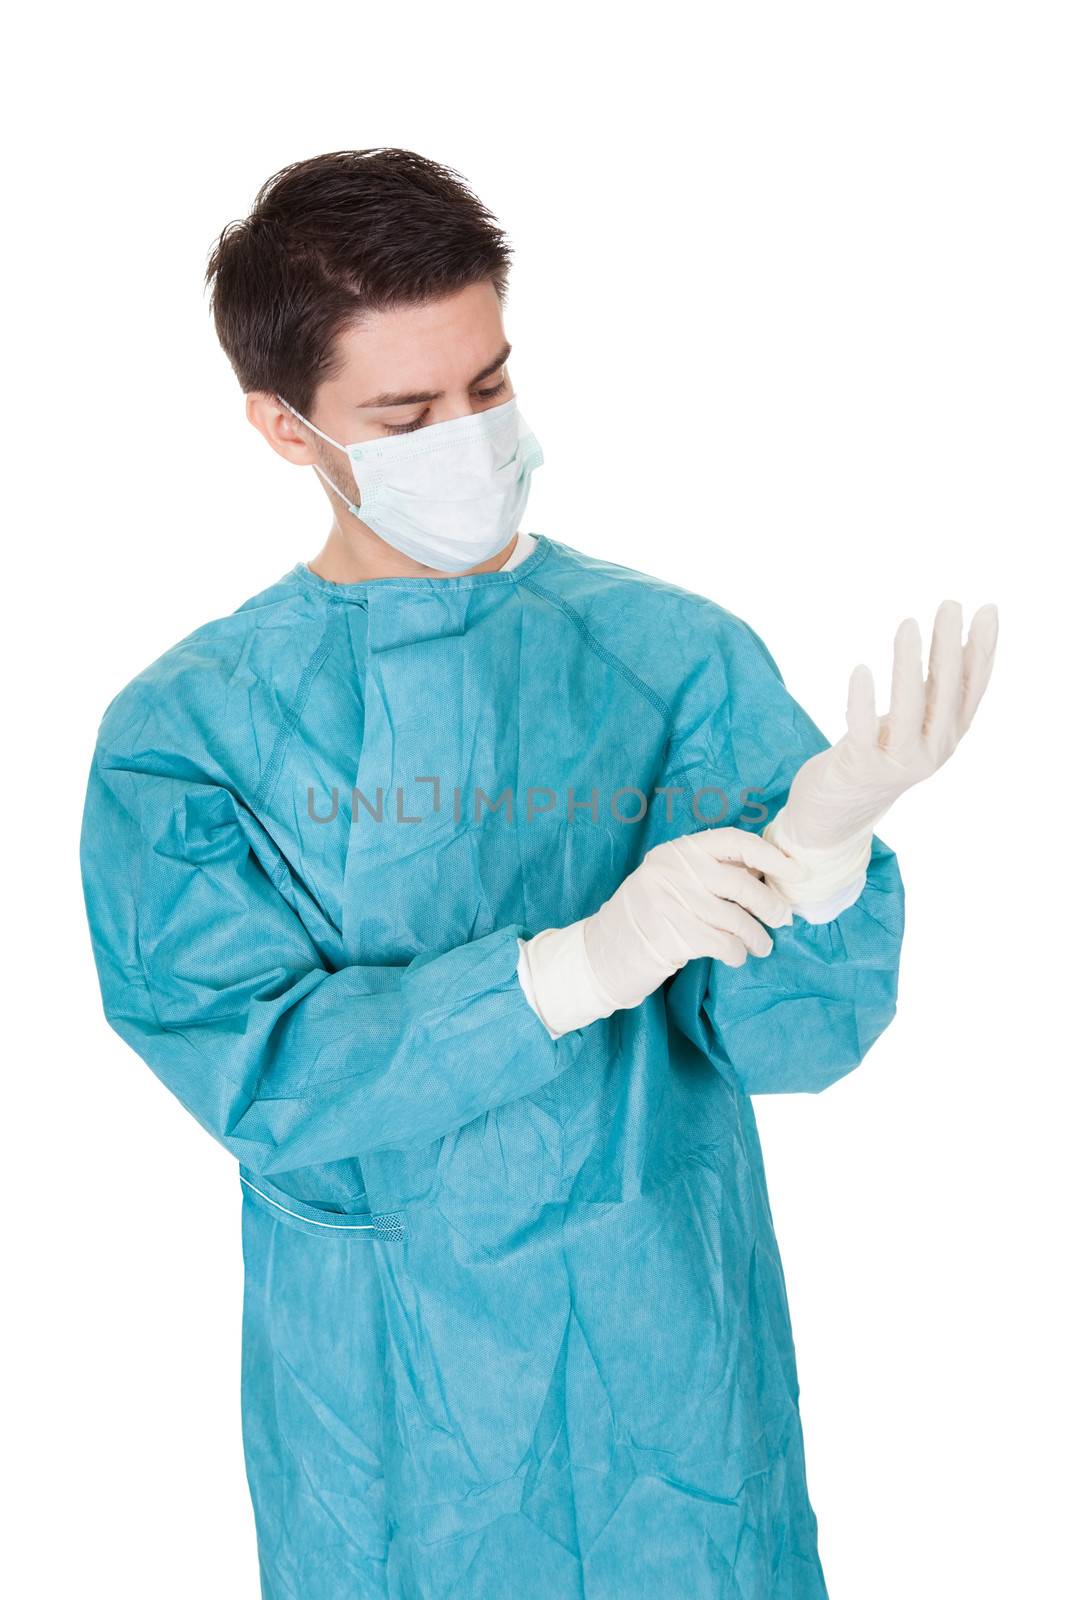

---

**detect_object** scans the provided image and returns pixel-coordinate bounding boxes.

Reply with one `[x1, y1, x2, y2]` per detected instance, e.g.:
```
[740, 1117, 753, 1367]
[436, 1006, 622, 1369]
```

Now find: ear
[245, 391, 316, 465]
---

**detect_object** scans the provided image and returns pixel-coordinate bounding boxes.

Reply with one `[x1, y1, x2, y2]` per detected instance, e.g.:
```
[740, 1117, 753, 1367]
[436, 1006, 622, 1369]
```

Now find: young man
[80, 149, 997, 1599]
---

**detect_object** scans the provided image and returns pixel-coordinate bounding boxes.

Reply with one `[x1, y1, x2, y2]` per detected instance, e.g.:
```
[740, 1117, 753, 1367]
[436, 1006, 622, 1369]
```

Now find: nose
[435, 395, 480, 423]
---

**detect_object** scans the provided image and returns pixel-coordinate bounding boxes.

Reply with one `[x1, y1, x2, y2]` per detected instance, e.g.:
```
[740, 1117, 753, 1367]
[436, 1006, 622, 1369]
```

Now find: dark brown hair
[205, 148, 512, 416]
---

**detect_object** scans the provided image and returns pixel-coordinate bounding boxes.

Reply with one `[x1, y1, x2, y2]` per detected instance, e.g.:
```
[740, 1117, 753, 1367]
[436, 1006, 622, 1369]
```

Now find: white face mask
[278, 394, 543, 573]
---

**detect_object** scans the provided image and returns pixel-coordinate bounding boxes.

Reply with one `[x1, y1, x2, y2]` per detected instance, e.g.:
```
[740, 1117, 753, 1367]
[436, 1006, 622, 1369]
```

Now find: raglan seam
[252, 617, 337, 811]
[515, 573, 674, 725]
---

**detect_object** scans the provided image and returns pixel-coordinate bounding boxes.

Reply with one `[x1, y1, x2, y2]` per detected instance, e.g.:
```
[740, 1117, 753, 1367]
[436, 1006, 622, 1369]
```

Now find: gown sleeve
[80, 743, 587, 1178]
[663, 614, 906, 1095]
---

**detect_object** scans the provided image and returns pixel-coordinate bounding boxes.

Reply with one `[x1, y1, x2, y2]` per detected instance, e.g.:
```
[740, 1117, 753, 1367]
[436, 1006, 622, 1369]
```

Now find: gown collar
[290, 532, 553, 606]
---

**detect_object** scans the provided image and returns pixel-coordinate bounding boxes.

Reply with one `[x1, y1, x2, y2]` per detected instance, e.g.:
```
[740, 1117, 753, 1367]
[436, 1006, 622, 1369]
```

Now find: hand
[520, 826, 797, 1035]
[585, 826, 794, 983]
[775, 599, 999, 852]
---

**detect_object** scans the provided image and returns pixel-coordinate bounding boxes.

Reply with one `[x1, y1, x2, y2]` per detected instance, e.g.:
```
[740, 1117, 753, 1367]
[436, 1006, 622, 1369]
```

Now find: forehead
[328, 281, 506, 396]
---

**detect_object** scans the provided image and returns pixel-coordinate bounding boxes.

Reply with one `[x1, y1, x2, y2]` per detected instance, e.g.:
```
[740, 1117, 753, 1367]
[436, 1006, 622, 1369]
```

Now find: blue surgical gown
[80, 534, 904, 1599]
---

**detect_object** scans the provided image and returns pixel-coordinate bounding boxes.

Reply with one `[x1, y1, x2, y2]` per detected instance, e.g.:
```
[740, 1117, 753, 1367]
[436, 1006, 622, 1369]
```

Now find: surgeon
[80, 148, 997, 1600]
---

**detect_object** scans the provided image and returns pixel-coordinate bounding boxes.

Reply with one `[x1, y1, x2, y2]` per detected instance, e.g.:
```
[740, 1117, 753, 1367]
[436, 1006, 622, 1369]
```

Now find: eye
[474, 378, 508, 401]
[382, 409, 429, 435]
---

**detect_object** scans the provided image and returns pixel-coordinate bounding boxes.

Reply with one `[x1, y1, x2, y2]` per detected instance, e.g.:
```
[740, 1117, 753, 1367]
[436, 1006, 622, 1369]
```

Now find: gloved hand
[763, 599, 999, 906]
[517, 827, 796, 1037]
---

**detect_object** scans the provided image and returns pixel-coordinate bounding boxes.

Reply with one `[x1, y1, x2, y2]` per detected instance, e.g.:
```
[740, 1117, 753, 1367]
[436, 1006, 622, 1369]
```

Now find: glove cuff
[518, 920, 619, 1036]
[763, 809, 873, 911]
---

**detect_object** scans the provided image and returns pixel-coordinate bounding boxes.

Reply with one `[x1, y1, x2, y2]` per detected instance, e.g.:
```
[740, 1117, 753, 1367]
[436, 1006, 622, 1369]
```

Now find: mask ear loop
[278, 396, 362, 515]
[277, 395, 341, 447]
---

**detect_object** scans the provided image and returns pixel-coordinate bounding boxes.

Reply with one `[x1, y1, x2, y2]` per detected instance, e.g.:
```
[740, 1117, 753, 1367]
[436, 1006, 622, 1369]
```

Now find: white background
[5, 4, 1064, 1596]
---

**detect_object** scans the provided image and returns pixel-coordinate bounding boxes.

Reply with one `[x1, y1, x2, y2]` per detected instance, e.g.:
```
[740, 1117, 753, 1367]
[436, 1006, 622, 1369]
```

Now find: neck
[308, 514, 518, 584]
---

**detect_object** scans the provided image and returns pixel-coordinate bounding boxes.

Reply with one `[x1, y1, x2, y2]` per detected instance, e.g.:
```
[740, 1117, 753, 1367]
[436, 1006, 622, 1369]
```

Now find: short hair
[205, 148, 512, 416]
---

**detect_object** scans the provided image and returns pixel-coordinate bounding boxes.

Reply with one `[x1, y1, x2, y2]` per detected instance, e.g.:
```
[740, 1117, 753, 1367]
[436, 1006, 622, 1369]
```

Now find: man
[80, 148, 997, 1599]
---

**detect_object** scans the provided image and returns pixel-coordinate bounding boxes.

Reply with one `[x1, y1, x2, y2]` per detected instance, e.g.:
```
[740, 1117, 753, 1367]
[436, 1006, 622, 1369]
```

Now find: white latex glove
[764, 599, 999, 906]
[518, 827, 796, 1037]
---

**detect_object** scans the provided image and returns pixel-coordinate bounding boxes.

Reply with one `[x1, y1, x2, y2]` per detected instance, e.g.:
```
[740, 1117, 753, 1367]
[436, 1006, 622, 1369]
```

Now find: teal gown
[80, 534, 904, 1598]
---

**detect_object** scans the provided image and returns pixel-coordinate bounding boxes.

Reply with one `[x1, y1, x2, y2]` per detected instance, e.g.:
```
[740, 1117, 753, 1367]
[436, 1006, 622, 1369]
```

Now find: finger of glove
[846, 663, 879, 746]
[650, 866, 776, 958]
[685, 856, 794, 928]
[661, 884, 775, 958]
[961, 603, 999, 730]
[664, 835, 795, 924]
[703, 929, 750, 969]
[683, 825, 803, 884]
[923, 599, 964, 752]
[884, 618, 924, 754]
[622, 881, 737, 971]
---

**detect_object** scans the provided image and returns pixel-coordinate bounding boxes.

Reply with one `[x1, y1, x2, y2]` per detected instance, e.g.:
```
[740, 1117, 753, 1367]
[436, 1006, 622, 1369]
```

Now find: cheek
[322, 445, 361, 507]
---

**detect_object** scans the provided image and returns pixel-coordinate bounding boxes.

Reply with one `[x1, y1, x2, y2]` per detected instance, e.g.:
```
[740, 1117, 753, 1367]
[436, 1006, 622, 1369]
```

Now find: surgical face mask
[278, 394, 543, 573]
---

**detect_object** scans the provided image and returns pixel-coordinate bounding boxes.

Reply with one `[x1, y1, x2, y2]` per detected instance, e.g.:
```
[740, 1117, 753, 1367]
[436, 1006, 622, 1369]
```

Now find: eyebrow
[358, 343, 512, 409]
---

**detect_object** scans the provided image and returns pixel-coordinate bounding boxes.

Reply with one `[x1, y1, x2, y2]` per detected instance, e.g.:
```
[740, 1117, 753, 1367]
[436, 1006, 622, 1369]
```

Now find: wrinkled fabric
[80, 534, 905, 1599]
